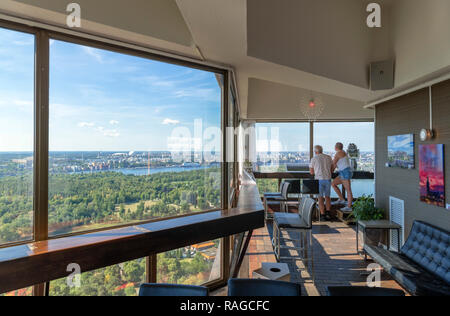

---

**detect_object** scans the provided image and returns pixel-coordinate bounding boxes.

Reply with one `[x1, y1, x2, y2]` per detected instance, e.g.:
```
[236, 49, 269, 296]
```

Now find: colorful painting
[388, 134, 415, 169]
[419, 144, 445, 207]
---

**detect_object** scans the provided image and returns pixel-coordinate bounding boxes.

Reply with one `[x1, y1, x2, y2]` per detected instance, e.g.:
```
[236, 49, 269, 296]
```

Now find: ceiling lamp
[300, 94, 324, 121]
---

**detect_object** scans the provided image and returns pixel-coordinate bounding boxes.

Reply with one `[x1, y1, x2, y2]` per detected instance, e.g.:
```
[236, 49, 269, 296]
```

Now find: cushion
[401, 221, 450, 284]
[365, 245, 450, 296]
[274, 213, 309, 229]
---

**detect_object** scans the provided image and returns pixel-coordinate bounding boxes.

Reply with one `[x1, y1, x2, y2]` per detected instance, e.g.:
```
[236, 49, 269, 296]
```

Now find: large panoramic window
[227, 90, 237, 205]
[50, 258, 145, 296]
[255, 123, 310, 172]
[0, 27, 35, 245]
[48, 39, 223, 236]
[158, 239, 222, 285]
[255, 123, 310, 194]
[314, 122, 375, 197]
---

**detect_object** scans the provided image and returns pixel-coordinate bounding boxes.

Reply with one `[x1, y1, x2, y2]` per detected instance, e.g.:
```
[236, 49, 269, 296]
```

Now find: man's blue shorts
[339, 168, 353, 180]
[319, 180, 332, 197]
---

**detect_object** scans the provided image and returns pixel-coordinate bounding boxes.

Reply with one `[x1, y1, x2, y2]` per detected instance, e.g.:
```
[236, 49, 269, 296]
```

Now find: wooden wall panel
[375, 81, 450, 237]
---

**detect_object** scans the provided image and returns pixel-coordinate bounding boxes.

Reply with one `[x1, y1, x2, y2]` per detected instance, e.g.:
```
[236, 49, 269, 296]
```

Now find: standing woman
[331, 142, 353, 211]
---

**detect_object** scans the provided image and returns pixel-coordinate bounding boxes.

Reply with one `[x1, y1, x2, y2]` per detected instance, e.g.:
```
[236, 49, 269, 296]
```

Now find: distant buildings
[190, 242, 217, 261]
[12, 156, 33, 168]
[256, 151, 375, 172]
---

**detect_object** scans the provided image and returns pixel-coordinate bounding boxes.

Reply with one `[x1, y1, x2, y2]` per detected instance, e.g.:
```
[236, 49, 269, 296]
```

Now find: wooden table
[356, 220, 402, 259]
[0, 174, 264, 294]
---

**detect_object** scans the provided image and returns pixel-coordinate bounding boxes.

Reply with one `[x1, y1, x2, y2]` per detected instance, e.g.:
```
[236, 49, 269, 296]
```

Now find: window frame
[0, 19, 233, 294]
[0, 21, 38, 248]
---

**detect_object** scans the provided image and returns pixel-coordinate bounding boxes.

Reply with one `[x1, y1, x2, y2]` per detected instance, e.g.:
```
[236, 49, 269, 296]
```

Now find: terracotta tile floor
[241, 220, 406, 296]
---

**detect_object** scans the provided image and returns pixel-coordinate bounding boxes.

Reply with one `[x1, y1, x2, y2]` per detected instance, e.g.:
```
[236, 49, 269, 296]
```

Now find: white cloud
[143, 75, 176, 88]
[13, 100, 32, 106]
[95, 126, 120, 138]
[13, 39, 34, 46]
[109, 120, 119, 125]
[103, 129, 120, 138]
[162, 118, 180, 125]
[173, 88, 216, 100]
[83, 47, 104, 63]
[78, 122, 95, 128]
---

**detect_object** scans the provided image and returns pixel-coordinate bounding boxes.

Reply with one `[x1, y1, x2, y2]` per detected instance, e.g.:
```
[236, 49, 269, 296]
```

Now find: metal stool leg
[310, 230, 314, 280]
[277, 224, 281, 261]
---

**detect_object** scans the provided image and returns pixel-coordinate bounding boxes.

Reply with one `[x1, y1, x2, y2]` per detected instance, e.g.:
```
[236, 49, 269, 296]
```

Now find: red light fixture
[309, 100, 316, 108]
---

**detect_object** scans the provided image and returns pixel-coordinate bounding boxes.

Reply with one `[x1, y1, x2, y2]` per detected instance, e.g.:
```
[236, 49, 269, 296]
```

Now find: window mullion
[34, 30, 50, 243]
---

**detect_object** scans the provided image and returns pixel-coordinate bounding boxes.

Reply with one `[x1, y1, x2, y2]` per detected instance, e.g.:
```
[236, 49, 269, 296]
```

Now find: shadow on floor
[266, 220, 400, 296]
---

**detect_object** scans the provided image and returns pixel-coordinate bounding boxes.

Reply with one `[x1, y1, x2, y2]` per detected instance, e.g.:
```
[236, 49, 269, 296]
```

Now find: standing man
[309, 145, 333, 221]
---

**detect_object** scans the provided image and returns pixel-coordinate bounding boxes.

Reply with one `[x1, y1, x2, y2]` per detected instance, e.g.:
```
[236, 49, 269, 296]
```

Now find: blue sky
[0, 27, 374, 153]
[0, 27, 222, 152]
[0, 28, 35, 151]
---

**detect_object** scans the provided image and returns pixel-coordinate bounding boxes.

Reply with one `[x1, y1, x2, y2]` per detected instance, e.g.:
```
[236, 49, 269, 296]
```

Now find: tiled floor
[241, 220, 406, 296]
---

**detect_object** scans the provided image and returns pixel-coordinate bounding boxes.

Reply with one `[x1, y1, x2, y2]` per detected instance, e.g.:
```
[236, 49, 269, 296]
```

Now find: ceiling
[1, 0, 449, 120]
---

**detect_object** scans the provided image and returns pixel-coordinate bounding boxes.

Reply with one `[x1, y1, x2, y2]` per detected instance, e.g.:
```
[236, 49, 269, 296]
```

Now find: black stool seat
[228, 279, 301, 296]
[139, 283, 208, 296]
[274, 213, 309, 229]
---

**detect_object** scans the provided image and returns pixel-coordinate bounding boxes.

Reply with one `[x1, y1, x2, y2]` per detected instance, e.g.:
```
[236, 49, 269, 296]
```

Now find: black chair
[301, 179, 319, 195]
[326, 286, 405, 297]
[139, 283, 209, 296]
[264, 182, 290, 220]
[272, 197, 316, 279]
[228, 279, 301, 296]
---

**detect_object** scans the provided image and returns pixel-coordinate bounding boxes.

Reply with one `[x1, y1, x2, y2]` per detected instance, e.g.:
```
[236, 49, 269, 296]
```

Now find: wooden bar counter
[0, 173, 264, 294]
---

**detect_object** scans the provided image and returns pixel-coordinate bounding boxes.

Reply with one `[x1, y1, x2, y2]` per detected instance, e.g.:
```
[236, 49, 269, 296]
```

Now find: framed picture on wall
[387, 134, 415, 169]
[419, 144, 446, 207]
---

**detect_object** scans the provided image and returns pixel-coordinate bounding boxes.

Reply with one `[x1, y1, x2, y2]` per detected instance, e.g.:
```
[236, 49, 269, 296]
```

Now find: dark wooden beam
[0, 181, 264, 294]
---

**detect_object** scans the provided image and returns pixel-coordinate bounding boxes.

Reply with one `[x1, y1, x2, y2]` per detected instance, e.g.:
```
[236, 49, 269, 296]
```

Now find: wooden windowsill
[0, 174, 264, 294]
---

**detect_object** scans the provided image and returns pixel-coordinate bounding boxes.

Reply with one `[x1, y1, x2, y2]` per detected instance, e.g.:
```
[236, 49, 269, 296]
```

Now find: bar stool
[228, 279, 301, 296]
[264, 182, 290, 220]
[272, 197, 316, 279]
[139, 283, 209, 296]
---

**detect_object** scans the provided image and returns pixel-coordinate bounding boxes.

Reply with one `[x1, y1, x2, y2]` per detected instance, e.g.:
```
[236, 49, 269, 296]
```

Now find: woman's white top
[336, 152, 351, 171]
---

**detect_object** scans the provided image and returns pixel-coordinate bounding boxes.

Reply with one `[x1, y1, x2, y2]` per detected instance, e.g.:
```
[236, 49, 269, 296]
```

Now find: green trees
[0, 167, 221, 295]
[49, 259, 146, 296]
[0, 168, 221, 242]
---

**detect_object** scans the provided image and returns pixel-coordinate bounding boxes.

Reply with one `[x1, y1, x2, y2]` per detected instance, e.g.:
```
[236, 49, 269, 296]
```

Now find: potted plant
[352, 195, 385, 246]
[352, 195, 384, 221]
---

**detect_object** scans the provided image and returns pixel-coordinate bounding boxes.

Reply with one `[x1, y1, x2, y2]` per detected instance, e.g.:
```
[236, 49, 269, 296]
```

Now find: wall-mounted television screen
[387, 134, 415, 169]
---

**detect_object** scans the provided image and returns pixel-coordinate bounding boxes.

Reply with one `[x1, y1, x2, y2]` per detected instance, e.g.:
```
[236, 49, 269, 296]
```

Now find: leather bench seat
[365, 221, 450, 296]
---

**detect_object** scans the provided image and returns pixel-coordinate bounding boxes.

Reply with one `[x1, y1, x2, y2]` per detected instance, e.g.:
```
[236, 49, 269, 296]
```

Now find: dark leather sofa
[365, 220, 450, 296]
